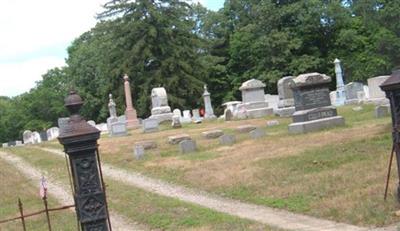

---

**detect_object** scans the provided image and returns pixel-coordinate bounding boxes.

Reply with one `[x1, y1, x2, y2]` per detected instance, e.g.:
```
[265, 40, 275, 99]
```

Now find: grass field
[7, 104, 400, 228]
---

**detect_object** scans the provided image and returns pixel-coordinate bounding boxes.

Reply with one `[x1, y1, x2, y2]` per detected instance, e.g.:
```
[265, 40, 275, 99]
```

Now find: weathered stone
[150, 87, 173, 122]
[179, 139, 197, 154]
[46, 127, 60, 141]
[171, 115, 182, 128]
[134, 145, 145, 160]
[23, 130, 33, 144]
[219, 134, 236, 146]
[368, 76, 390, 99]
[143, 118, 159, 133]
[235, 125, 257, 133]
[267, 120, 280, 127]
[249, 128, 266, 139]
[203, 85, 216, 119]
[32, 132, 42, 144]
[192, 109, 202, 123]
[224, 109, 233, 121]
[289, 72, 345, 133]
[239, 79, 273, 118]
[109, 121, 128, 137]
[345, 82, 364, 101]
[87, 120, 96, 127]
[39, 131, 48, 142]
[181, 110, 192, 123]
[57, 117, 69, 132]
[168, 134, 191, 145]
[202, 130, 224, 139]
[375, 105, 390, 118]
[334, 58, 346, 106]
[135, 140, 157, 150]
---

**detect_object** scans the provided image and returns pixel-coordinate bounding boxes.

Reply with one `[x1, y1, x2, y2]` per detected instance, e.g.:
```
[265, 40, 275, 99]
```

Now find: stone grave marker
[181, 110, 192, 123]
[219, 134, 236, 146]
[16, 141, 23, 146]
[134, 145, 145, 160]
[39, 131, 48, 142]
[238, 79, 273, 118]
[345, 82, 364, 104]
[2, 143, 8, 148]
[58, 117, 69, 132]
[224, 108, 233, 121]
[267, 120, 280, 127]
[375, 105, 390, 118]
[192, 109, 202, 123]
[179, 139, 197, 154]
[46, 127, 60, 141]
[87, 120, 96, 127]
[171, 115, 182, 128]
[123, 75, 140, 129]
[276, 76, 295, 117]
[249, 128, 266, 139]
[288, 72, 345, 133]
[202, 130, 224, 139]
[8, 141, 16, 147]
[168, 134, 191, 144]
[235, 125, 257, 133]
[23, 130, 33, 144]
[32, 131, 42, 144]
[107, 94, 127, 137]
[150, 87, 173, 123]
[203, 85, 216, 119]
[135, 140, 157, 150]
[142, 118, 159, 133]
[368, 75, 390, 104]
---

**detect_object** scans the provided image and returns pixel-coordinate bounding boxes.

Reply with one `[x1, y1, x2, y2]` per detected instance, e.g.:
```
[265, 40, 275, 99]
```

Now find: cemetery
[1, 1, 400, 230]
[1, 70, 400, 230]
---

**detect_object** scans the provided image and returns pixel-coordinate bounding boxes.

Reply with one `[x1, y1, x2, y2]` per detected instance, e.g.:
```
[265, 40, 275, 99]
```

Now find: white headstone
[181, 110, 192, 123]
[31, 132, 42, 144]
[46, 127, 59, 141]
[23, 130, 33, 144]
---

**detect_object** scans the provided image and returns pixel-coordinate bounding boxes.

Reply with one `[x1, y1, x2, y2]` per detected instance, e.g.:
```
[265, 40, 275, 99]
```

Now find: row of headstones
[134, 122, 279, 159]
[2, 140, 23, 148]
[22, 127, 60, 145]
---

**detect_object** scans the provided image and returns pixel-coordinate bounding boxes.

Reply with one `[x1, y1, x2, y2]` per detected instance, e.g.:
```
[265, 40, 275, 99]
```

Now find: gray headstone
[179, 139, 197, 154]
[224, 109, 233, 121]
[289, 73, 345, 133]
[135, 140, 157, 150]
[368, 76, 390, 99]
[235, 125, 256, 133]
[134, 145, 145, 160]
[171, 115, 182, 128]
[278, 76, 295, 101]
[345, 82, 364, 100]
[143, 118, 159, 133]
[202, 130, 224, 139]
[109, 121, 128, 137]
[249, 128, 266, 139]
[23, 130, 33, 144]
[375, 105, 390, 118]
[58, 117, 69, 132]
[219, 134, 236, 146]
[39, 131, 48, 142]
[168, 134, 191, 145]
[15, 141, 23, 146]
[267, 120, 280, 127]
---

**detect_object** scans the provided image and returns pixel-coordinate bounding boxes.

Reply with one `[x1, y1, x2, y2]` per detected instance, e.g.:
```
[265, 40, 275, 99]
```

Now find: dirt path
[37, 147, 396, 231]
[0, 151, 143, 231]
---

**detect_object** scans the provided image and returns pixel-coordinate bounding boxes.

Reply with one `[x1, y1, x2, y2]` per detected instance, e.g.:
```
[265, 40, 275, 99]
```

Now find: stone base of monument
[246, 108, 273, 118]
[275, 107, 295, 117]
[125, 110, 140, 129]
[288, 116, 345, 133]
[150, 113, 173, 123]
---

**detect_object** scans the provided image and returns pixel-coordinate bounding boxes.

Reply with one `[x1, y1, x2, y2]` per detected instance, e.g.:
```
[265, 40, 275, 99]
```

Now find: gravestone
[149, 87, 173, 123]
[168, 134, 191, 144]
[267, 120, 280, 127]
[219, 134, 236, 146]
[107, 94, 127, 137]
[135, 140, 157, 150]
[87, 120, 96, 127]
[32, 131, 42, 144]
[57, 117, 69, 132]
[39, 131, 48, 142]
[333, 58, 346, 106]
[236, 125, 256, 133]
[222, 101, 241, 118]
[375, 105, 390, 118]
[224, 108, 233, 121]
[329, 91, 337, 106]
[23, 130, 33, 144]
[173, 109, 182, 120]
[143, 118, 159, 133]
[288, 72, 345, 133]
[276, 76, 295, 117]
[368, 76, 390, 104]
[2, 143, 8, 148]
[238, 79, 273, 118]
[171, 115, 182, 128]
[46, 127, 60, 141]
[134, 145, 145, 160]
[203, 85, 216, 119]
[123, 74, 140, 129]
[249, 128, 266, 139]
[179, 139, 197, 154]
[345, 82, 364, 104]
[357, 91, 366, 103]
[15, 141, 23, 146]
[192, 109, 202, 123]
[202, 130, 224, 139]
[181, 110, 192, 123]
[8, 141, 16, 147]
[95, 123, 108, 134]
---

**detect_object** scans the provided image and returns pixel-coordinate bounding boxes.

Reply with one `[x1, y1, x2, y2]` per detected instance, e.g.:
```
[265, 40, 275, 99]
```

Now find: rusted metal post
[58, 90, 111, 230]
[380, 69, 400, 201]
[43, 193, 52, 231]
[18, 198, 26, 231]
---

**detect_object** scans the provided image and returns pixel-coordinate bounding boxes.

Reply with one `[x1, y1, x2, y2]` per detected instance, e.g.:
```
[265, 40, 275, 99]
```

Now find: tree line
[1, 0, 399, 142]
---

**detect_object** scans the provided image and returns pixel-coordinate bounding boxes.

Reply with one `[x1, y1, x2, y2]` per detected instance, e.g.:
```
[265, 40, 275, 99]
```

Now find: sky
[0, 0, 224, 97]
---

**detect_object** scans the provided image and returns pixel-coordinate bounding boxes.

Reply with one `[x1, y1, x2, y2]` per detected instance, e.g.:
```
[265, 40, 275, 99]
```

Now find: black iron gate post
[58, 90, 111, 230]
[381, 69, 400, 201]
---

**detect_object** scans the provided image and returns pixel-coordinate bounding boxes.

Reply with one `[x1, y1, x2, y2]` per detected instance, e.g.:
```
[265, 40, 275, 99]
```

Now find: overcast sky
[0, 0, 223, 97]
